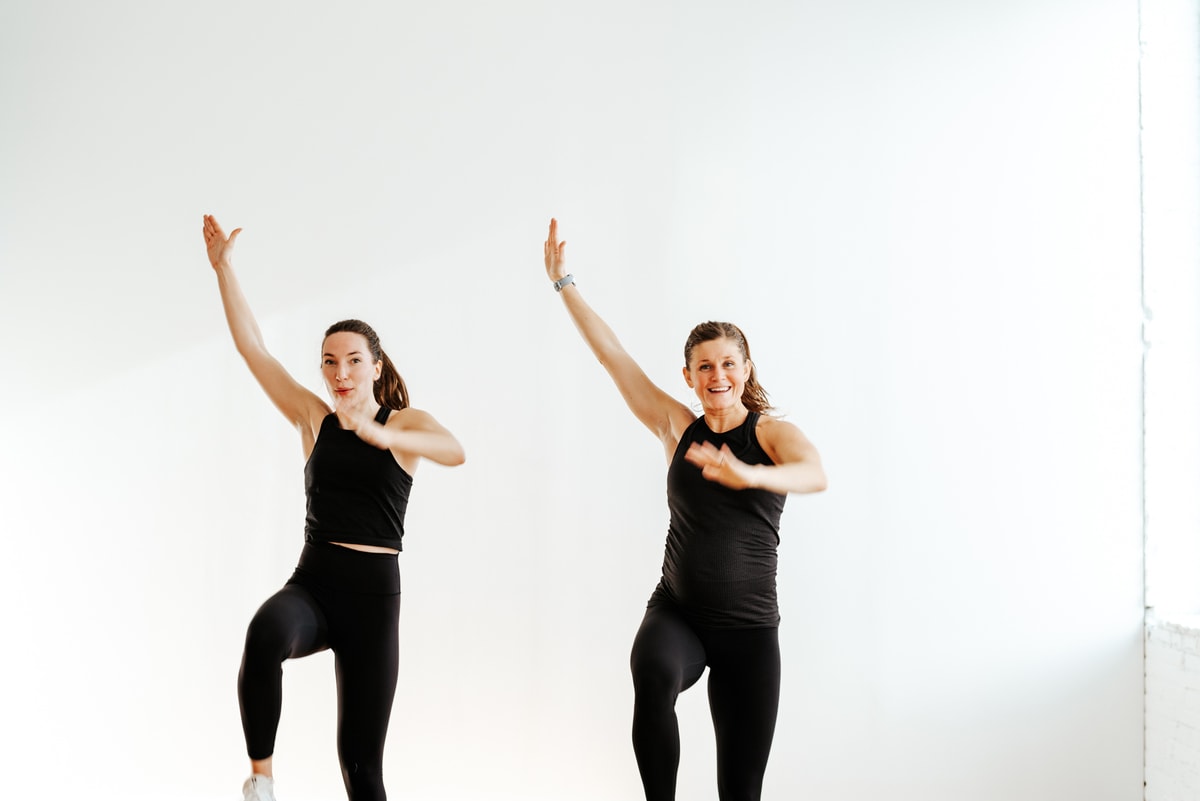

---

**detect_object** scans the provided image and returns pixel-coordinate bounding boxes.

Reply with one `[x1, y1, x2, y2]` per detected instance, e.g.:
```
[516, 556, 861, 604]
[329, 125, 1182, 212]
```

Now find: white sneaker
[242, 774, 276, 801]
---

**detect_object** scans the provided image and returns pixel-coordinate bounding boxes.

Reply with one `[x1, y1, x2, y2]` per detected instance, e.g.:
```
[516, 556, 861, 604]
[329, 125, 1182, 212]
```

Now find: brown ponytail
[324, 319, 410, 410]
[683, 321, 771, 415]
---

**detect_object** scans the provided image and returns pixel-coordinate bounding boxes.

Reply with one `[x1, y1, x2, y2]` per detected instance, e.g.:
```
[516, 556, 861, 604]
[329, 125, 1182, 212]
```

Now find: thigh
[244, 583, 330, 660]
[705, 627, 781, 800]
[331, 592, 402, 754]
[630, 604, 708, 695]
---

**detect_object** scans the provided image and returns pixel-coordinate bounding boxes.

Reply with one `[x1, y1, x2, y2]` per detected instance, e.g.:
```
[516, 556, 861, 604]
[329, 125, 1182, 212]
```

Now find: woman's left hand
[684, 442, 756, 490]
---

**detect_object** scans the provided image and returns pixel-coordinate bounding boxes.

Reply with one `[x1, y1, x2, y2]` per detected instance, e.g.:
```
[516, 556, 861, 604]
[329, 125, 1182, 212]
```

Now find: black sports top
[303, 407, 413, 550]
[649, 411, 787, 628]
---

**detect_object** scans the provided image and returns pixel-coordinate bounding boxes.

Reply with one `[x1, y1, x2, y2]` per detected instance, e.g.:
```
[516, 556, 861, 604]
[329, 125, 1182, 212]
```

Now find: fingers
[684, 440, 721, 469]
[546, 219, 566, 250]
[685, 441, 750, 488]
[203, 214, 228, 244]
[202, 215, 242, 252]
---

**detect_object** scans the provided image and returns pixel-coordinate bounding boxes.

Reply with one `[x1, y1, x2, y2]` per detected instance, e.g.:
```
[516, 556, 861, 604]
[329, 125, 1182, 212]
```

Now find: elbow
[234, 339, 267, 363]
[810, 465, 828, 493]
[444, 443, 466, 467]
[801, 467, 828, 494]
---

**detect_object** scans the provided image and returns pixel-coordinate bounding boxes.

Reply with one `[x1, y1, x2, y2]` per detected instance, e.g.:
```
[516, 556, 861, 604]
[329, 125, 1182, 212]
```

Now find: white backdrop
[0, 1, 1145, 799]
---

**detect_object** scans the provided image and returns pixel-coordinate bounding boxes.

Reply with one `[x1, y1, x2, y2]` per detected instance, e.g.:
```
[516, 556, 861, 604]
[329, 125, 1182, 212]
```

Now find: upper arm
[240, 347, 329, 433]
[601, 350, 695, 455]
[386, 406, 465, 470]
[758, 417, 823, 469]
[390, 407, 448, 436]
[755, 417, 827, 493]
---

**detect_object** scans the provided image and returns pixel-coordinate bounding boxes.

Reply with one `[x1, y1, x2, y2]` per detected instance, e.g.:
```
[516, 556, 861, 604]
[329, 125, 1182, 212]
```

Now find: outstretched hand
[544, 218, 567, 282]
[202, 214, 242, 270]
[684, 441, 756, 490]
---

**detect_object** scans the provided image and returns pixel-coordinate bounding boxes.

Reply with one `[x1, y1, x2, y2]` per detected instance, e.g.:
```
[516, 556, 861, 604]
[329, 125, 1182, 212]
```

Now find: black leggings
[239, 542, 402, 801]
[630, 603, 781, 801]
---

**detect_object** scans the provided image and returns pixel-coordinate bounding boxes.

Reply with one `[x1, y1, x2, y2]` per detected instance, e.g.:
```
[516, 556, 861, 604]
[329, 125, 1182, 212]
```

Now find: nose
[335, 362, 349, 381]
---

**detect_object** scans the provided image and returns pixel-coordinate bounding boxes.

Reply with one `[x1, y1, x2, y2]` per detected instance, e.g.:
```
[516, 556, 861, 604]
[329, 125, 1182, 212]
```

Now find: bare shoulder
[755, 413, 801, 435]
[754, 415, 818, 463]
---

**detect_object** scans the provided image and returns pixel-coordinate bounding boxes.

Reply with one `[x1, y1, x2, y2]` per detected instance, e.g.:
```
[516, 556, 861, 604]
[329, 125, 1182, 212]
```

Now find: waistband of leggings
[290, 541, 401, 595]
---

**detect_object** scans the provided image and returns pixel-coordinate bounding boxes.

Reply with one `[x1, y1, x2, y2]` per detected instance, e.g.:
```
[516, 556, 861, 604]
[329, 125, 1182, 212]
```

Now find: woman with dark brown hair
[543, 218, 826, 801]
[202, 215, 464, 801]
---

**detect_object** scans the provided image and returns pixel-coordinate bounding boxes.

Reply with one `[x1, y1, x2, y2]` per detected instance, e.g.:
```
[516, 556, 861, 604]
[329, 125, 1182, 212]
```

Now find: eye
[351, 358, 362, 364]
[699, 364, 711, 371]
[323, 359, 334, 366]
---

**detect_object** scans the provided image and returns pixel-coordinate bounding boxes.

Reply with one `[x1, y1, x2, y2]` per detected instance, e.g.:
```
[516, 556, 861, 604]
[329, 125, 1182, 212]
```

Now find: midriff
[331, 541, 400, 555]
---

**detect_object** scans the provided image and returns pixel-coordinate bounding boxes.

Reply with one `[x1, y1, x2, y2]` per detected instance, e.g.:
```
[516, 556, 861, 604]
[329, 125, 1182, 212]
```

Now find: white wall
[1143, 0, 1200, 615]
[1146, 616, 1200, 801]
[0, 2, 1145, 800]
[1142, 1, 1200, 798]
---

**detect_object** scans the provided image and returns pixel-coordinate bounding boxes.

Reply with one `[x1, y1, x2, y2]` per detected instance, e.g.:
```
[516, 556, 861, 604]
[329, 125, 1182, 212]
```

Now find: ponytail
[374, 347, 410, 410]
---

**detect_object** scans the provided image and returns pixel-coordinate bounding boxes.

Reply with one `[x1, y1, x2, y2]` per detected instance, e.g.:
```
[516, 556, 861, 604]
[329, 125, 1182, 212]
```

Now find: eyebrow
[322, 351, 366, 358]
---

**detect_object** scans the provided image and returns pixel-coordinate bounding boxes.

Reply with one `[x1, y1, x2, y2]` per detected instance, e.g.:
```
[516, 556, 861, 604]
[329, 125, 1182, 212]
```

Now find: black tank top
[650, 412, 787, 628]
[304, 407, 413, 550]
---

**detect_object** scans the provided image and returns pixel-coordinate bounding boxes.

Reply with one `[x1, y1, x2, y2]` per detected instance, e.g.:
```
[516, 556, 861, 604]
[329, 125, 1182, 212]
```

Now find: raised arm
[202, 215, 328, 437]
[544, 218, 694, 456]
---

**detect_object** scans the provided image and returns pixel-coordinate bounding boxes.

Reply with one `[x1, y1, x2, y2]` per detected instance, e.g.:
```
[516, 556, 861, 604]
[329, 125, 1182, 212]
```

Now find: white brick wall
[1146, 616, 1200, 800]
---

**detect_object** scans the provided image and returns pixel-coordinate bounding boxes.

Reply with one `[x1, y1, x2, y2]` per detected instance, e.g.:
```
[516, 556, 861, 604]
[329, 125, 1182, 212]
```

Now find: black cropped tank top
[304, 407, 413, 550]
[650, 412, 787, 628]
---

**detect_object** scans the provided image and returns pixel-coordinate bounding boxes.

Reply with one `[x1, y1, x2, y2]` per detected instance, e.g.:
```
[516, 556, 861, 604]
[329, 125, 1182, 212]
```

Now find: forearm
[745, 460, 828, 495]
[214, 264, 268, 360]
[558, 284, 630, 371]
[382, 428, 466, 467]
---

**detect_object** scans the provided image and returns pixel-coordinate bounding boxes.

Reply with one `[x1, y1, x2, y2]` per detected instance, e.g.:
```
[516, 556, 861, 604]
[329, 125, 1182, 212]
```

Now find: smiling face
[682, 336, 752, 413]
[321, 331, 382, 405]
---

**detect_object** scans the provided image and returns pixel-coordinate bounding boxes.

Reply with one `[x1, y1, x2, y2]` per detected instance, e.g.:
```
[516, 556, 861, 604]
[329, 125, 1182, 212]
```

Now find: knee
[630, 652, 682, 702]
[342, 760, 385, 801]
[242, 613, 290, 663]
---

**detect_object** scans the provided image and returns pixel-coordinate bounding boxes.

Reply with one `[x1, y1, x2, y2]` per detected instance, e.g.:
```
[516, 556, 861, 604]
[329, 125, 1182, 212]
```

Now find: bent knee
[631, 655, 688, 699]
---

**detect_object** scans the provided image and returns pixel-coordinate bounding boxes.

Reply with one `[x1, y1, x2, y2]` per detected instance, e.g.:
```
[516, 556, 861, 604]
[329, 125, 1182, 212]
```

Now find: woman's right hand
[203, 214, 242, 271]
[544, 217, 567, 282]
